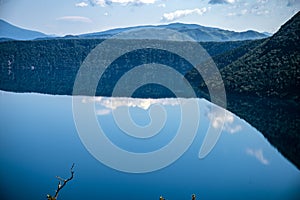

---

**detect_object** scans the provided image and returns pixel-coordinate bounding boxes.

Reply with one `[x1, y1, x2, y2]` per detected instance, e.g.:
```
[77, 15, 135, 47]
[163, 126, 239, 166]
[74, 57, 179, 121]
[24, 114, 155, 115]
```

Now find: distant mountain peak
[0, 19, 48, 40]
[77, 23, 269, 42]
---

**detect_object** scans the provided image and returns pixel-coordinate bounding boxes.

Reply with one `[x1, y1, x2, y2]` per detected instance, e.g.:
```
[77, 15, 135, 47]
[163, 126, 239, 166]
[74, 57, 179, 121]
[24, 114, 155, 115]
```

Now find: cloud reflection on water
[205, 104, 242, 134]
[246, 148, 270, 165]
[81, 96, 243, 135]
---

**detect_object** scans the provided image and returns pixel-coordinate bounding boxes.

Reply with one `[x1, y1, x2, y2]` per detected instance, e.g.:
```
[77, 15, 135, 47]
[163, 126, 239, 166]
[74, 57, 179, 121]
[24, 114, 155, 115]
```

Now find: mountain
[184, 12, 300, 169]
[262, 31, 273, 37]
[207, 11, 300, 169]
[0, 19, 48, 40]
[0, 19, 268, 42]
[0, 38, 252, 96]
[221, 11, 300, 99]
[77, 23, 269, 42]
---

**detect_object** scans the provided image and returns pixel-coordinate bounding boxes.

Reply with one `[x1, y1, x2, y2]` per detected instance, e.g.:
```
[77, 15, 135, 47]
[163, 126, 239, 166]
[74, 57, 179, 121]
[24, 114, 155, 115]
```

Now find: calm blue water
[0, 91, 299, 200]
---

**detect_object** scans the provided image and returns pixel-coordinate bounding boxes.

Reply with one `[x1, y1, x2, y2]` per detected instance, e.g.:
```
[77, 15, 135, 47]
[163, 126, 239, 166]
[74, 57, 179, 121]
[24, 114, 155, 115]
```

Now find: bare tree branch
[47, 163, 75, 200]
[191, 194, 196, 200]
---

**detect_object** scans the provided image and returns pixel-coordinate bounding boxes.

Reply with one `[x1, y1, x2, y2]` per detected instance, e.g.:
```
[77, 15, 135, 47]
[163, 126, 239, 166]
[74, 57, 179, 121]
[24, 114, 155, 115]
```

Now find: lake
[0, 91, 299, 200]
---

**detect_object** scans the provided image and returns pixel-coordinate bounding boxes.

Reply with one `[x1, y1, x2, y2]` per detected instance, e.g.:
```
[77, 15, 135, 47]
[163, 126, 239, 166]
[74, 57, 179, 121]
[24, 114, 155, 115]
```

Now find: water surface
[0, 91, 299, 200]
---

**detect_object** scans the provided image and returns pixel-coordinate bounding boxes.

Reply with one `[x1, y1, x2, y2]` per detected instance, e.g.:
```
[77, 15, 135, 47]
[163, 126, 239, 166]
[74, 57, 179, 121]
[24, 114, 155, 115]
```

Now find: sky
[0, 0, 299, 36]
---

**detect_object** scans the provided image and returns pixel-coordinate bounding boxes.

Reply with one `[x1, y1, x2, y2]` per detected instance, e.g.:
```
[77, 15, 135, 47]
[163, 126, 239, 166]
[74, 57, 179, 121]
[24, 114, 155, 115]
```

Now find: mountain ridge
[0, 19, 48, 40]
[77, 22, 269, 42]
[0, 19, 269, 42]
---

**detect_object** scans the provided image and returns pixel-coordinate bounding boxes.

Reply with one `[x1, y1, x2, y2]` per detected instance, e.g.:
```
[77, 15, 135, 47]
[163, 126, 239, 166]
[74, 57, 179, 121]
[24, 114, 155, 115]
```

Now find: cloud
[157, 3, 166, 7]
[227, 6, 269, 17]
[206, 106, 242, 134]
[246, 148, 269, 165]
[88, 0, 157, 7]
[82, 97, 243, 134]
[56, 16, 92, 23]
[257, 0, 268, 3]
[96, 109, 111, 115]
[89, 0, 106, 6]
[209, 0, 235, 4]
[82, 97, 181, 110]
[254, 9, 269, 15]
[161, 8, 207, 22]
[241, 9, 248, 15]
[75, 2, 89, 7]
[227, 12, 237, 16]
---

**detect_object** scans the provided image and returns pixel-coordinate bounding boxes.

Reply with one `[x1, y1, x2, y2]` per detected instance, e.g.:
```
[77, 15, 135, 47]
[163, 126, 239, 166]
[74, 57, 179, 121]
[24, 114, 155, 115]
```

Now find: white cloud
[241, 9, 248, 15]
[89, 0, 106, 6]
[157, 3, 166, 8]
[246, 148, 269, 165]
[226, 125, 242, 134]
[227, 12, 237, 16]
[161, 8, 207, 22]
[254, 9, 269, 15]
[81, 97, 243, 135]
[75, 2, 89, 7]
[257, 0, 268, 3]
[88, 0, 157, 7]
[96, 109, 111, 115]
[56, 16, 92, 23]
[227, 6, 269, 17]
[250, 5, 270, 16]
[209, 0, 236, 4]
[117, 0, 156, 4]
[206, 106, 242, 134]
[82, 97, 181, 111]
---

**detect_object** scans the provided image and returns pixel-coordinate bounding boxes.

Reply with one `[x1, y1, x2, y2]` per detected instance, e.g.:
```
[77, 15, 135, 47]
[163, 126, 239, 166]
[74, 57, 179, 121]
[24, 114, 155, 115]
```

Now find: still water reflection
[0, 91, 299, 200]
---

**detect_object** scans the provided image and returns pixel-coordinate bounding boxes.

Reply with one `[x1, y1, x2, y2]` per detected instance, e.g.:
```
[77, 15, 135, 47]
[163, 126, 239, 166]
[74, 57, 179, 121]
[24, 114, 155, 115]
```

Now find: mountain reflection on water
[0, 91, 299, 200]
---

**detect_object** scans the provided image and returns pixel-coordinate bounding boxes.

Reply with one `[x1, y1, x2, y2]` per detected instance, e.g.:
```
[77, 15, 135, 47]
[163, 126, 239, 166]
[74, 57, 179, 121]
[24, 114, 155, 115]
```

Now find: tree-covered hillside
[220, 12, 300, 100]
[0, 38, 252, 96]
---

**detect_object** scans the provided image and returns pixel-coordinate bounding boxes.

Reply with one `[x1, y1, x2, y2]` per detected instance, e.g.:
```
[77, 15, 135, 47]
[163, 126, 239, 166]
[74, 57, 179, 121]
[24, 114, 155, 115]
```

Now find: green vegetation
[0, 38, 250, 96]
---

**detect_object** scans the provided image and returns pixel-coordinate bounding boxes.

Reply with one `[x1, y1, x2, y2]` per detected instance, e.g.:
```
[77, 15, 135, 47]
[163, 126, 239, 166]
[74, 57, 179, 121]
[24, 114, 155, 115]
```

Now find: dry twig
[47, 163, 75, 200]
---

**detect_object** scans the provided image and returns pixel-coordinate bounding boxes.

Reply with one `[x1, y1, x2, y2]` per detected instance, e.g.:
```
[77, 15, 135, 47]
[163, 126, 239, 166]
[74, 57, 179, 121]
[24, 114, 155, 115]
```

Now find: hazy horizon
[0, 0, 299, 36]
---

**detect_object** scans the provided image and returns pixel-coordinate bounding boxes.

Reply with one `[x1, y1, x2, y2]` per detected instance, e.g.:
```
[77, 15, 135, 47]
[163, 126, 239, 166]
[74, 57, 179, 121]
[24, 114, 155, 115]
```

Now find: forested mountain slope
[0, 38, 253, 95]
[219, 11, 300, 169]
